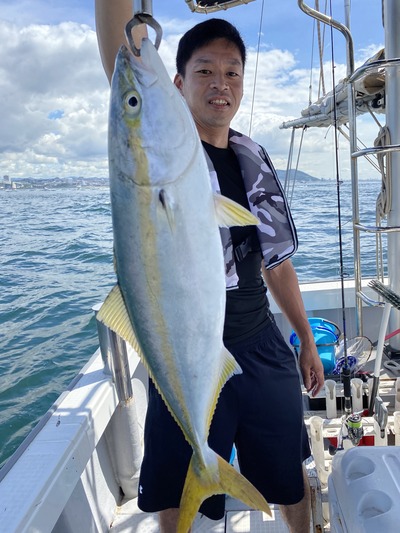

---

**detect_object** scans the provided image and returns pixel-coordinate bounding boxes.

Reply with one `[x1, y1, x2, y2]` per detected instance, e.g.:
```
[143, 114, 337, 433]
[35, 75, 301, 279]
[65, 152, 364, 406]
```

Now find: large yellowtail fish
[97, 39, 271, 532]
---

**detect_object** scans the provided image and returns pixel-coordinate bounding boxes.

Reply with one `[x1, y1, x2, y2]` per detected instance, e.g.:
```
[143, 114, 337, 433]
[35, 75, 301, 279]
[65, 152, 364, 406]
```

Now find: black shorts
[137, 319, 310, 520]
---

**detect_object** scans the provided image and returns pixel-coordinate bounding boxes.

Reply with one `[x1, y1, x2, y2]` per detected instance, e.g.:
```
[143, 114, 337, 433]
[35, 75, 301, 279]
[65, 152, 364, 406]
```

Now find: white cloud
[0, 17, 384, 181]
[0, 19, 109, 178]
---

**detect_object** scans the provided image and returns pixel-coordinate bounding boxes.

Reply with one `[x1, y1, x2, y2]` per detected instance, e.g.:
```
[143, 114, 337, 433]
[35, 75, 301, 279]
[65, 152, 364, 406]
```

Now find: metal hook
[125, 14, 163, 57]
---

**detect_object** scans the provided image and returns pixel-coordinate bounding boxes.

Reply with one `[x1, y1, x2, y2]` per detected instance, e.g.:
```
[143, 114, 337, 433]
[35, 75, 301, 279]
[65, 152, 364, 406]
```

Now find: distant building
[3, 175, 14, 189]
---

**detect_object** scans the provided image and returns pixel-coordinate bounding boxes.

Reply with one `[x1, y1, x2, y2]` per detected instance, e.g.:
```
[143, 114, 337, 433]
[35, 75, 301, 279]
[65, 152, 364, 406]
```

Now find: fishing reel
[345, 412, 364, 446]
[332, 412, 364, 453]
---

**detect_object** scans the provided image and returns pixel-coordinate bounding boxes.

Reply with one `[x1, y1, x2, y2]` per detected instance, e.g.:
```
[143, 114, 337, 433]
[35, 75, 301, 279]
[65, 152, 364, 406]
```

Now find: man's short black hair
[176, 18, 246, 76]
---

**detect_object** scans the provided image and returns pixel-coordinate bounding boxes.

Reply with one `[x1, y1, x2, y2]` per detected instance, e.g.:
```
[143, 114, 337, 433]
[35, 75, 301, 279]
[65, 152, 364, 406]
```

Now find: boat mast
[384, 0, 400, 351]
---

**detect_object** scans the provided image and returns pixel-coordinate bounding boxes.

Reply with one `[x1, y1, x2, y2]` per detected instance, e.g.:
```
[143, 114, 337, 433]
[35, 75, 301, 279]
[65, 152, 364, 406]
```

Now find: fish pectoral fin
[159, 188, 175, 231]
[177, 453, 271, 533]
[213, 193, 260, 228]
[96, 284, 141, 355]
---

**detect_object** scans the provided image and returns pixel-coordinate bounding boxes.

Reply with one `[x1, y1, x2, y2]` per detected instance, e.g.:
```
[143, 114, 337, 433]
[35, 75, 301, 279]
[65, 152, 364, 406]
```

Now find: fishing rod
[315, 1, 362, 450]
[326, 1, 353, 421]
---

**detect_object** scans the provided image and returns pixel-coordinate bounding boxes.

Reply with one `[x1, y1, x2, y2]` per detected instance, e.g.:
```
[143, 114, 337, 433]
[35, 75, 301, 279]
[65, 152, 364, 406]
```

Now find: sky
[0, 0, 385, 181]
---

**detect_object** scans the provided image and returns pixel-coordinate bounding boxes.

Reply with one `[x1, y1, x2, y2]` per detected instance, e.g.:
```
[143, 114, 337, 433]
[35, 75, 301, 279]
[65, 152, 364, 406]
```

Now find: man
[95, 4, 324, 533]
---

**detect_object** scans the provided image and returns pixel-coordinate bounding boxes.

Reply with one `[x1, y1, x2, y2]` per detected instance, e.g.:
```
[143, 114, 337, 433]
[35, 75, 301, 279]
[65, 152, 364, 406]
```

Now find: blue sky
[0, 1, 384, 180]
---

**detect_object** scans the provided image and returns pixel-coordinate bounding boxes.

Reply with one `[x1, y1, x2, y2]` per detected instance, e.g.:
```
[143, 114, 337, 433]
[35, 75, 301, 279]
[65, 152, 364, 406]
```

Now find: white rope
[375, 125, 392, 219]
[374, 126, 391, 280]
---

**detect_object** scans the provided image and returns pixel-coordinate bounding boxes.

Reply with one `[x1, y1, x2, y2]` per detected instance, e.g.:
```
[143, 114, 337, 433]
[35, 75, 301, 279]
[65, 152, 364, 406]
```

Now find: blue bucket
[290, 318, 340, 374]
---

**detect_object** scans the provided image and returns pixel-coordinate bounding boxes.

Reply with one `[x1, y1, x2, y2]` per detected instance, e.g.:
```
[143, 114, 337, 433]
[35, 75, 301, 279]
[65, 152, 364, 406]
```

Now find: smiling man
[95, 5, 324, 533]
[174, 38, 244, 145]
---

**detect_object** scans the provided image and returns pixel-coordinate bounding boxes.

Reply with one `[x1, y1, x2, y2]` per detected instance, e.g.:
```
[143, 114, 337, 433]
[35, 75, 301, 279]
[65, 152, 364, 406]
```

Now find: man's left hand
[298, 344, 324, 397]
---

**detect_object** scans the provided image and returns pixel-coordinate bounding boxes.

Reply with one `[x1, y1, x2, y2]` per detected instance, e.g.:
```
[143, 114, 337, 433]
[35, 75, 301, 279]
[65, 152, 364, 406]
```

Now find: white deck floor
[109, 459, 324, 532]
[110, 497, 299, 532]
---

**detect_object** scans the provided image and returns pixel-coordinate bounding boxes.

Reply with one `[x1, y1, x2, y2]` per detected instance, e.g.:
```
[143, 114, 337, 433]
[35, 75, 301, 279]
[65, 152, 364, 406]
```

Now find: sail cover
[185, 0, 255, 13]
[281, 49, 385, 130]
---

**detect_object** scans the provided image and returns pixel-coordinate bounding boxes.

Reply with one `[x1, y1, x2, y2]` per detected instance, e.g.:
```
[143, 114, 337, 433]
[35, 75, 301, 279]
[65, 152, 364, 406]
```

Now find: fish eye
[124, 91, 141, 114]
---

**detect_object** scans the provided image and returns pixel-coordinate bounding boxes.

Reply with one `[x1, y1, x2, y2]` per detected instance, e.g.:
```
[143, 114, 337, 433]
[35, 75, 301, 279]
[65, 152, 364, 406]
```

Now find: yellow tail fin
[177, 452, 271, 533]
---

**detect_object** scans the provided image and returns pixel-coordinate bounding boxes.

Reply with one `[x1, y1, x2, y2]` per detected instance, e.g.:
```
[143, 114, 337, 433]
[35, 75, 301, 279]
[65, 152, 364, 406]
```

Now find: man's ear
[174, 73, 184, 95]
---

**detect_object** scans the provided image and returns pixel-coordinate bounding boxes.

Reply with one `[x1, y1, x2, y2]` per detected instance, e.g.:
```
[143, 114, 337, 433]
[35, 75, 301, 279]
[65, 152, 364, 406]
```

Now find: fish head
[109, 40, 199, 188]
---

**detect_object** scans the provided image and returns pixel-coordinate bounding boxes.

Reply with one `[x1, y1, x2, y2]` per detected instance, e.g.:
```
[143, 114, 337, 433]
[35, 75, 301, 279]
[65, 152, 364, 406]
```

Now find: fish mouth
[117, 44, 159, 88]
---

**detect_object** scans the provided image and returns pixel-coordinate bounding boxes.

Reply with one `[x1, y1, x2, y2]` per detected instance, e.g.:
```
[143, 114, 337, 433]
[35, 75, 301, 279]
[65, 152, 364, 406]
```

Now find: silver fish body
[99, 39, 270, 531]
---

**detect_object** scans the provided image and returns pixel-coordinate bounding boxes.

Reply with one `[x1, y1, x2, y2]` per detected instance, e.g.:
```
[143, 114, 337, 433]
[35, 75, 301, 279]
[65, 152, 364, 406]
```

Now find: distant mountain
[3, 170, 321, 190]
[276, 169, 323, 182]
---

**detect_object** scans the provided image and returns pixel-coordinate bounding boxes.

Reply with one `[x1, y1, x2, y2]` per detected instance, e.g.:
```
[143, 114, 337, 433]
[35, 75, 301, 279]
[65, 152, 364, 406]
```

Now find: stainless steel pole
[384, 0, 400, 350]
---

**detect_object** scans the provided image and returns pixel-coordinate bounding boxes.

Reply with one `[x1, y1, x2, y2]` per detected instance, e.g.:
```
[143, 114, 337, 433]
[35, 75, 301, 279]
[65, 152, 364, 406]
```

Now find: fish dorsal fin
[206, 347, 242, 432]
[96, 284, 142, 356]
[213, 193, 260, 228]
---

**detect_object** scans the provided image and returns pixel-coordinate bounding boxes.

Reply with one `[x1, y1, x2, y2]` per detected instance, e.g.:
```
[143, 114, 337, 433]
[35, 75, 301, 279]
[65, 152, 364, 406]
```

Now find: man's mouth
[209, 98, 229, 106]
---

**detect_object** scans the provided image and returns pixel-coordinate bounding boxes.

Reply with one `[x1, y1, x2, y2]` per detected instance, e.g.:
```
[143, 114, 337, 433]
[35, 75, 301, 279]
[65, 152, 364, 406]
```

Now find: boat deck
[1, 296, 399, 533]
[110, 497, 307, 532]
[109, 457, 323, 532]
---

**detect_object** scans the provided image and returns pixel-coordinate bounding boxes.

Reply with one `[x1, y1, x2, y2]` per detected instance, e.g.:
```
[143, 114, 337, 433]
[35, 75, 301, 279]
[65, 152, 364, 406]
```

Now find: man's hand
[262, 259, 325, 396]
[298, 342, 324, 397]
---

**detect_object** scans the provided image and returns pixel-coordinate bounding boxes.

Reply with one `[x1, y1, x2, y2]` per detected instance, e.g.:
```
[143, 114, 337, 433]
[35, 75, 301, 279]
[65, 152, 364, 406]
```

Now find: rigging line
[284, 127, 306, 207]
[289, 127, 306, 206]
[327, 0, 351, 412]
[338, 125, 381, 174]
[248, 0, 265, 138]
[284, 128, 296, 199]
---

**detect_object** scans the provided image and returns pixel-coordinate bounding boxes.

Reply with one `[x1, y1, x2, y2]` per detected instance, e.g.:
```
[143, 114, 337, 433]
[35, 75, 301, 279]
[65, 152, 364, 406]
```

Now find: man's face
[174, 38, 244, 142]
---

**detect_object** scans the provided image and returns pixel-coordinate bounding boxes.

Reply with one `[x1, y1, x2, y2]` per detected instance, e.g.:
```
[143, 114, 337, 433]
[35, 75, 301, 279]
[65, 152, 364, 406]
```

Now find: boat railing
[348, 56, 400, 334]
[92, 302, 135, 402]
[298, 1, 400, 341]
[92, 303, 144, 499]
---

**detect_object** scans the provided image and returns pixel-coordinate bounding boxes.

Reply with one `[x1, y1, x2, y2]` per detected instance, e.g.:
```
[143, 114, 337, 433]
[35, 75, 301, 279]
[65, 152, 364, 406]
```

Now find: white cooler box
[328, 446, 400, 533]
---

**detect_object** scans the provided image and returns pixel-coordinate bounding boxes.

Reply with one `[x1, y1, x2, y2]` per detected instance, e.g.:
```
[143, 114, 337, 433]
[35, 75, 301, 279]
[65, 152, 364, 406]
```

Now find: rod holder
[309, 416, 329, 486]
[325, 379, 337, 419]
[351, 378, 364, 413]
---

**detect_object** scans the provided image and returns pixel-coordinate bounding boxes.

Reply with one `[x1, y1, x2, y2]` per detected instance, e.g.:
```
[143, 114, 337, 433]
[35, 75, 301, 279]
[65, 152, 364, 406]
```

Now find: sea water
[0, 179, 385, 467]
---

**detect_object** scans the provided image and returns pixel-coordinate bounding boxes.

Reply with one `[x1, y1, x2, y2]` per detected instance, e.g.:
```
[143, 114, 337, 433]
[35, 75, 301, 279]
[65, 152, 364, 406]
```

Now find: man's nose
[210, 73, 228, 90]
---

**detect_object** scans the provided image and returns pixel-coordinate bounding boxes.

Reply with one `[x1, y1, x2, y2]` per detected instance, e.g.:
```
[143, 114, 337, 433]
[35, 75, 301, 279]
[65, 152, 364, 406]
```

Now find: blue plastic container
[290, 317, 340, 374]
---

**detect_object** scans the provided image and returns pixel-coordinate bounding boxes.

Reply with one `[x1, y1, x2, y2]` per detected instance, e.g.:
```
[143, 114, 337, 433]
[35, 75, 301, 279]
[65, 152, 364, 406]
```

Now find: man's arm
[262, 259, 324, 397]
[95, 0, 147, 83]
